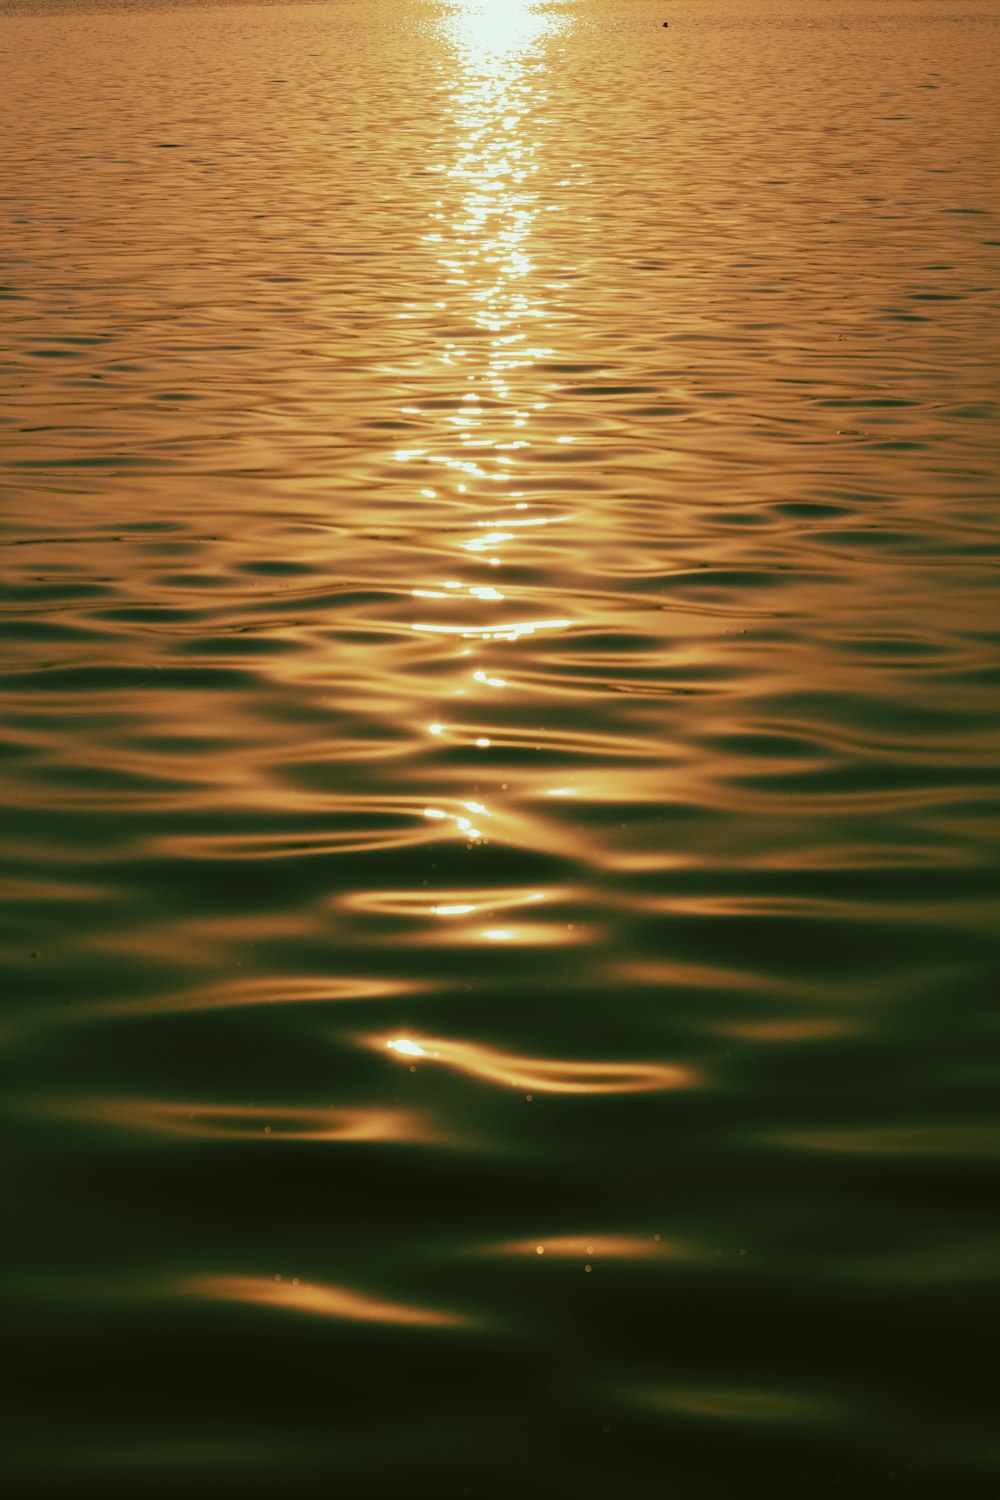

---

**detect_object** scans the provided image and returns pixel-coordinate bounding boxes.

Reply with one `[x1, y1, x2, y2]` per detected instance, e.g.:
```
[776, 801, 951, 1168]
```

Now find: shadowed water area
[1, 0, 999, 1493]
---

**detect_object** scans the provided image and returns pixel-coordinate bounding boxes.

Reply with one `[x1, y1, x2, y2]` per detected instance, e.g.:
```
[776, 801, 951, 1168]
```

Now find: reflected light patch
[184, 1274, 468, 1328]
[340, 887, 559, 920]
[461, 531, 514, 551]
[410, 618, 571, 639]
[373, 1035, 696, 1094]
[33, 1098, 438, 1144]
[489, 1235, 685, 1260]
[387, 1038, 428, 1058]
[419, 802, 492, 843]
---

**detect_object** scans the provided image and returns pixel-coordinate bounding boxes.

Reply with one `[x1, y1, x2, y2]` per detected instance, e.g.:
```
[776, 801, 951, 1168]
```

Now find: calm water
[1, 0, 999, 1493]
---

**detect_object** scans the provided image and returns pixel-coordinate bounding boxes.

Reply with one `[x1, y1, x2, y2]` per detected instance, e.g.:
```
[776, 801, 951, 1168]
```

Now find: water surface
[1, 1, 999, 1494]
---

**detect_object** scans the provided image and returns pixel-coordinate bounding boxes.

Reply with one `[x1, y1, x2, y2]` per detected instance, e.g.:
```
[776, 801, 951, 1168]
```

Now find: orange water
[1, 2, 999, 1494]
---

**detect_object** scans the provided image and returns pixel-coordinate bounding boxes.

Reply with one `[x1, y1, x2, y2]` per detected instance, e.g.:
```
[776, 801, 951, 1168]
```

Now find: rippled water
[2, 0, 999, 1493]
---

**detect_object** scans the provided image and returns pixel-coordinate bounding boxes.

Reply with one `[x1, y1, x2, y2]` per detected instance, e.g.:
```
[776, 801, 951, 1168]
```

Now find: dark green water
[2, 0, 999, 1494]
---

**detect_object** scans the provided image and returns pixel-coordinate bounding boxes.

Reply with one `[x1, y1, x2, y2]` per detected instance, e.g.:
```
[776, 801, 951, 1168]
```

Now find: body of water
[1, 1, 999, 1494]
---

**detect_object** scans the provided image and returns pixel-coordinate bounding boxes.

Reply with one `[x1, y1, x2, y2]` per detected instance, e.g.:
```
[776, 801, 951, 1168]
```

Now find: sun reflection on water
[379, 1033, 696, 1095]
[485, 1234, 689, 1262]
[184, 1274, 470, 1329]
[24, 1097, 442, 1145]
[401, 0, 572, 692]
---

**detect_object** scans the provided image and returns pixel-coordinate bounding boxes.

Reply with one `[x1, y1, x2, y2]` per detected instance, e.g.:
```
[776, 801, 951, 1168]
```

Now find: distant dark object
[662, 20, 669, 26]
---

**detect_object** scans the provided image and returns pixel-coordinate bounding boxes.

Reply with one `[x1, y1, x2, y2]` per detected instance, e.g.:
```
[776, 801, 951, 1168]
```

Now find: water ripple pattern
[1, 1, 999, 1496]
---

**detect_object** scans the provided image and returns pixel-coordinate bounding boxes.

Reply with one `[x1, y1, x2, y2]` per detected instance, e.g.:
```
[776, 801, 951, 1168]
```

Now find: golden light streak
[377, 1034, 696, 1095]
[487, 1234, 686, 1260]
[28, 1098, 439, 1144]
[184, 1274, 469, 1328]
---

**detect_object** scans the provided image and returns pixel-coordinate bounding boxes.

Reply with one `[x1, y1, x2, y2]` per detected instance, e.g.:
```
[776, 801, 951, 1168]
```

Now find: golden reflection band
[380, 1033, 696, 1094]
